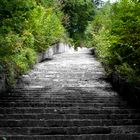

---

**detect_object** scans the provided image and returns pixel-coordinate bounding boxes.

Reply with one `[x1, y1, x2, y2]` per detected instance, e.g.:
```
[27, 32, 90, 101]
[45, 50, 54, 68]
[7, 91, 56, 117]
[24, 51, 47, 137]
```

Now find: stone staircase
[0, 48, 140, 140]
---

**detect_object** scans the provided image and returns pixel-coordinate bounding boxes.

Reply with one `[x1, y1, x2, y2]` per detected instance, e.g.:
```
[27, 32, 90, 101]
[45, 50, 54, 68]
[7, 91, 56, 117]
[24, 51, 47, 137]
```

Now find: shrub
[61, 0, 95, 47]
[0, 0, 67, 86]
[85, 0, 140, 83]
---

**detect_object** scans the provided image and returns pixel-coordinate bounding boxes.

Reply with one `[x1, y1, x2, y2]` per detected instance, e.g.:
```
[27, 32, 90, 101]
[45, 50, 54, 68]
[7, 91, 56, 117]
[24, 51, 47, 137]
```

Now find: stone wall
[36, 43, 72, 63]
[0, 43, 72, 93]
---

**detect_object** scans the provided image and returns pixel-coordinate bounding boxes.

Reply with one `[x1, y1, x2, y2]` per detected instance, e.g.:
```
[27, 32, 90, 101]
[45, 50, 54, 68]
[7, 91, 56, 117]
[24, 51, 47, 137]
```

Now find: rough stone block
[43, 47, 54, 60]
[36, 53, 44, 63]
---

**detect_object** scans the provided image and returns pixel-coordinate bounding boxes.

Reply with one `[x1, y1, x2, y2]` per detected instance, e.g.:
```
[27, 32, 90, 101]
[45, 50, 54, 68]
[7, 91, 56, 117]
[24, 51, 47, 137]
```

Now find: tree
[61, 0, 95, 47]
[0, 0, 66, 85]
[85, 0, 140, 83]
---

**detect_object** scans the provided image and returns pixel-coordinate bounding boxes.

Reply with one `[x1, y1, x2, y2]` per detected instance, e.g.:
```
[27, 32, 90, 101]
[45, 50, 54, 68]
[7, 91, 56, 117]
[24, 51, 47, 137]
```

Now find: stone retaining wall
[36, 43, 72, 63]
[0, 43, 72, 93]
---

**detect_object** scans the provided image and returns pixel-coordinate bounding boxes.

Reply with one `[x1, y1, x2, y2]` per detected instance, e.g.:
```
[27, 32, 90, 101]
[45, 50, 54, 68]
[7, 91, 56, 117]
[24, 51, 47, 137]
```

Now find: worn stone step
[1, 94, 106, 97]
[0, 134, 140, 140]
[3, 87, 114, 91]
[0, 99, 127, 104]
[0, 126, 111, 135]
[0, 101, 127, 107]
[0, 113, 140, 120]
[0, 97, 129, 102]
[0, 102, 128, 108]
[1, 126, 140, 135]
[1, 90, 117, 94]
[1, 107, 140, 114]
[0, 94, 121, 99]
[6, 94, 117, 98]
[0, 126, 138, 135]
[0, 99, 127, 105]
[0, 119, 140, 127]
[0, 97, 124, 102]
[0, 92, 119, 96]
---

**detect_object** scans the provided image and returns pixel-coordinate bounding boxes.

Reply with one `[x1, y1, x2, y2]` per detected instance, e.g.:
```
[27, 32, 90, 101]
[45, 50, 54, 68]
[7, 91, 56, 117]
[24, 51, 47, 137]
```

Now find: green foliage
[85, 0, 140, 83]
[25, 5, 66, 51]
[0, 0, 67, 85]
[61, 0, 95, 47]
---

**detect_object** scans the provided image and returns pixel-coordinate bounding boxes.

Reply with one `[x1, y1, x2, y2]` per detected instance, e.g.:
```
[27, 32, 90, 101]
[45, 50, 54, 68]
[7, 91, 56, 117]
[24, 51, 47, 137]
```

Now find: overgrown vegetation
[61, 0, 95, 47]
[0, 0, 66, 85]
[85, 0, 140, 84]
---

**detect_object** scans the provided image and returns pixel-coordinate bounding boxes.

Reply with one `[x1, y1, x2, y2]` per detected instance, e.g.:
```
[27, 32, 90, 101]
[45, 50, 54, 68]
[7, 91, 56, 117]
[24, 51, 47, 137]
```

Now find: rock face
[0, 48, 140, 140]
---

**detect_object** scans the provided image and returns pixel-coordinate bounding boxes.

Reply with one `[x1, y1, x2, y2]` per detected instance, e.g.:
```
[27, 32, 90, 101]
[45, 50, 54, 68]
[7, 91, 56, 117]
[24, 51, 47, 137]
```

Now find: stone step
[0, 101, 127, 107]
[0, 97, 124, 101]
[0, 94, 121, 99]
[1, 134, 140, 140]
[0, 126, 111, 135]
[0, 99, 126, 103]
[10, 89, 114, 92]
[0, 95, 122, 98]
[0, 119, 140, 127]
[0, 96, 123, 100]
[0, 98, 126, 104]
[4, 87, 113, 90]
[1, 107, 140, 114]
[0, 113, 140, 120]
[7, 93, 116, 97]
[0, 102, 128, 108]
[1, 126, 140, 135]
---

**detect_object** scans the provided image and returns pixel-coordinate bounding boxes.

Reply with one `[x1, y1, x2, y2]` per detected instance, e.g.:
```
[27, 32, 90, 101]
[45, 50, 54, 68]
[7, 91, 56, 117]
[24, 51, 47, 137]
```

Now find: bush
[0, 0, 67, 85]
[61, 0, 95, 47]
[85, 0, 140, 83]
